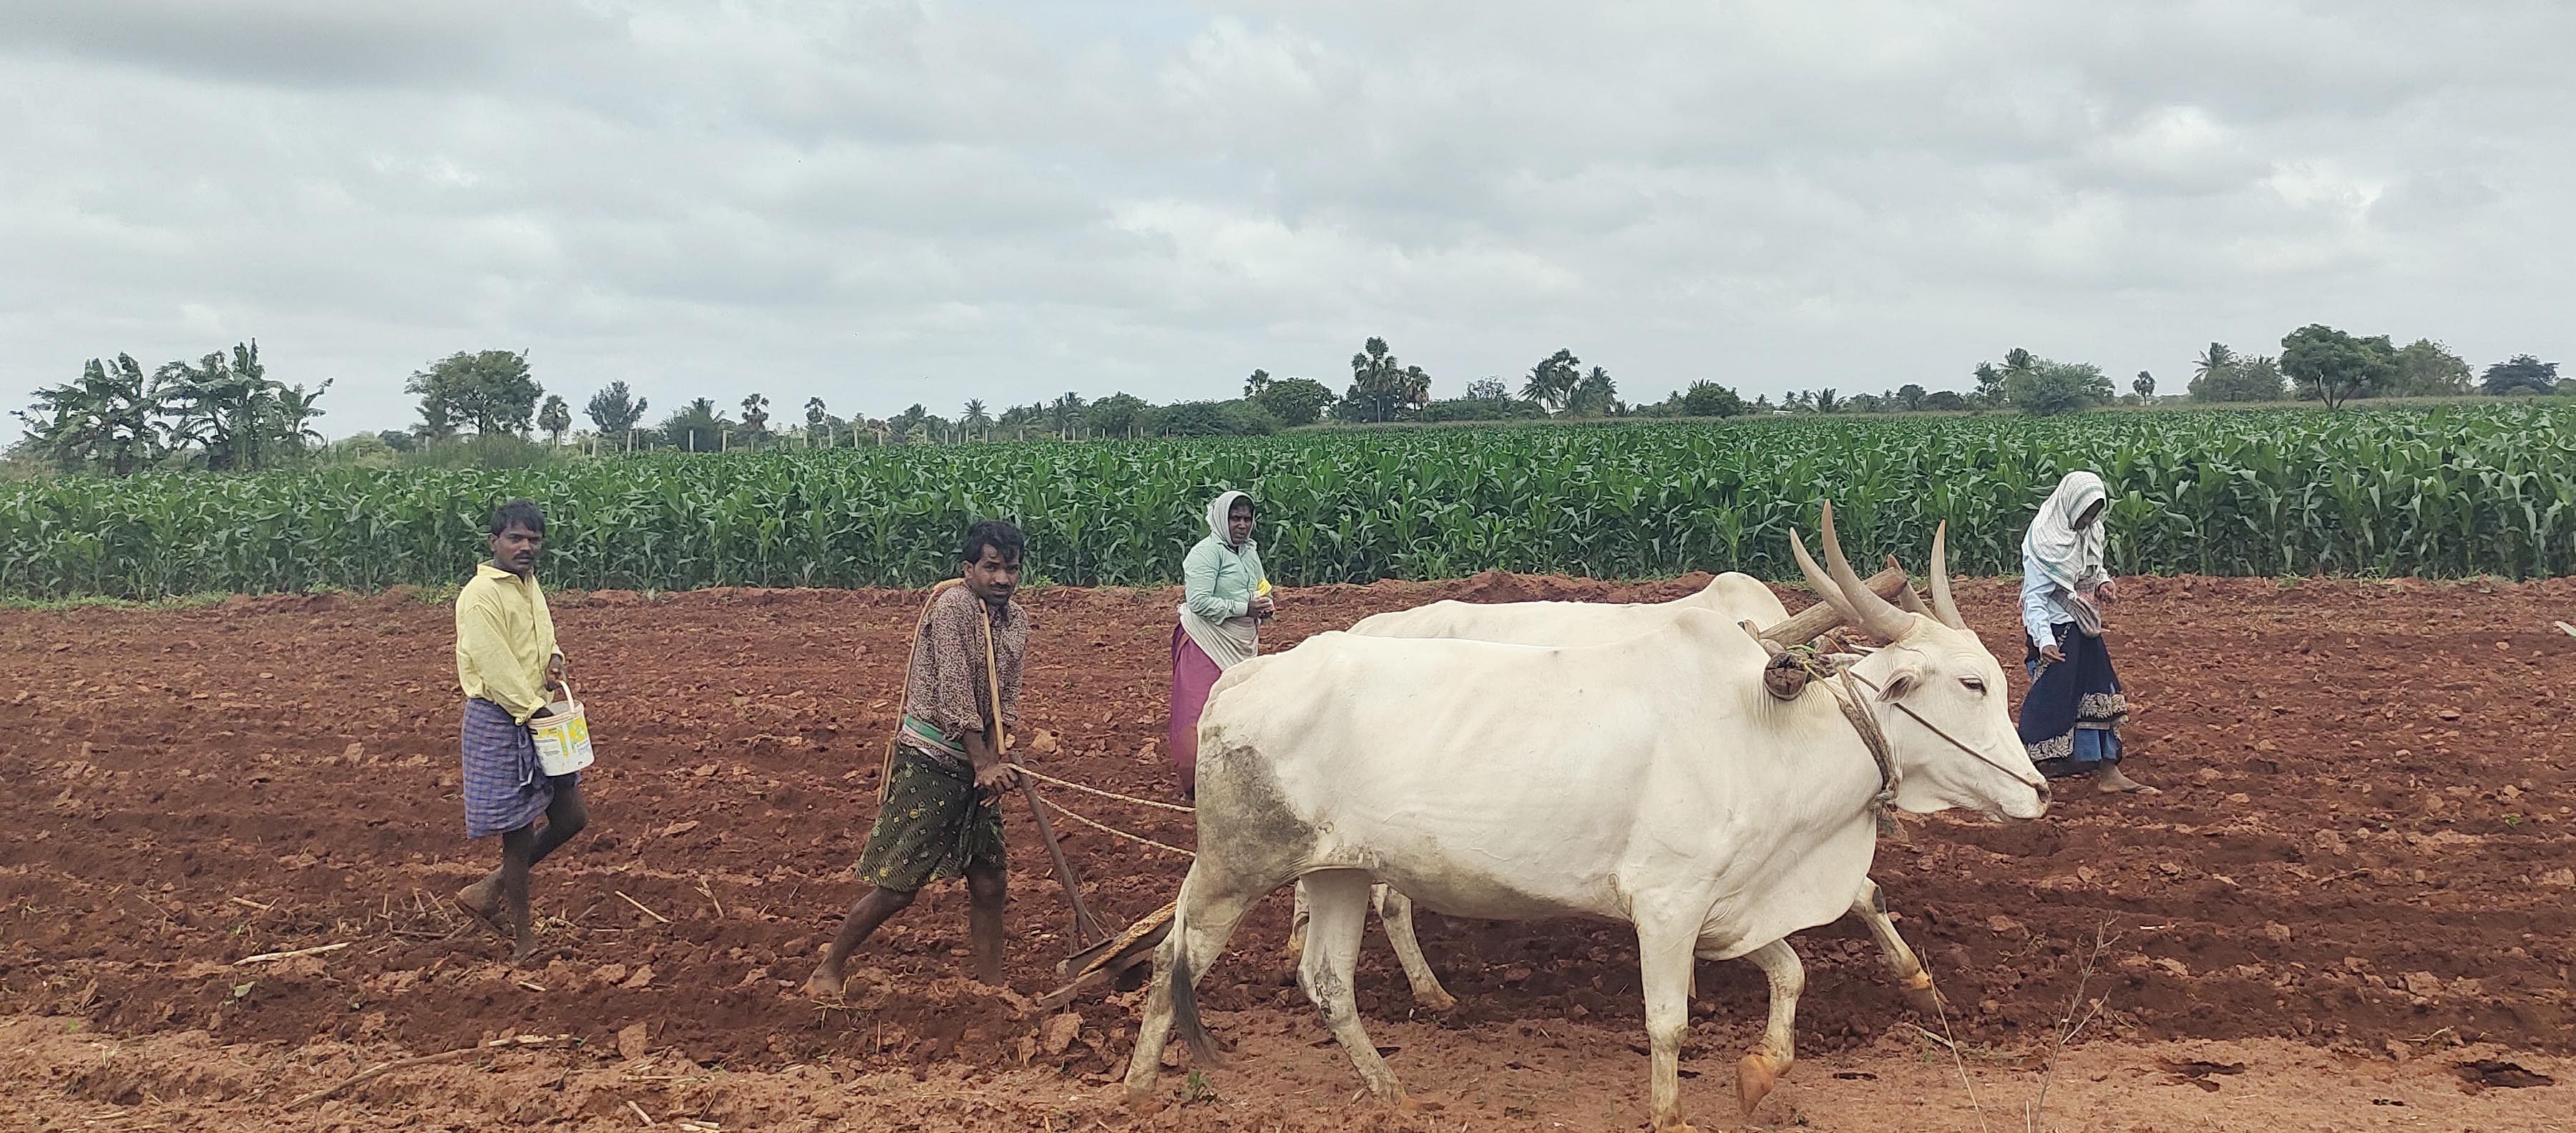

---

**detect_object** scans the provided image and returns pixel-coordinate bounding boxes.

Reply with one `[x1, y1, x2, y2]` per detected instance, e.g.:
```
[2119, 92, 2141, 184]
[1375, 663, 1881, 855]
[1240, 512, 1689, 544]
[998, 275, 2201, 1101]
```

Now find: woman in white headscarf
[2017, 471, 2154, 793]
[1169, 490, 1270, 799]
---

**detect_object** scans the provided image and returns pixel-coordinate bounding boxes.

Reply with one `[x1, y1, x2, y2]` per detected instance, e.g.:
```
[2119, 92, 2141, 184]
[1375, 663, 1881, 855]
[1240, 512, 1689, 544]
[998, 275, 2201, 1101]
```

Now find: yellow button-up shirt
[456, 562, 563, 723]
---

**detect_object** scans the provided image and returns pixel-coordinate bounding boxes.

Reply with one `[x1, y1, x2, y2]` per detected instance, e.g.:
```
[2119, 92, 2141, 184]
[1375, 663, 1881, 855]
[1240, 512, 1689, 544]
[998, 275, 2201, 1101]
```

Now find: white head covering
[2023, 471, 2109, 593]
[1204, 490, 1253, 550]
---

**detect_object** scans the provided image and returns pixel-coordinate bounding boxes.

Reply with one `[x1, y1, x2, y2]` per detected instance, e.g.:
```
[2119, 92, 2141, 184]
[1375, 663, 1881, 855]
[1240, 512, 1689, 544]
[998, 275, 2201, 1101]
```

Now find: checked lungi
[461, 697, 570, 838]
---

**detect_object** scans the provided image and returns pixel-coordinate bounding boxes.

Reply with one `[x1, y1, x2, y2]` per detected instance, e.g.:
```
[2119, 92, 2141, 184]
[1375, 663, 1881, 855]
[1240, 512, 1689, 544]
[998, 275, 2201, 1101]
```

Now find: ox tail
[1164, 895, 1227, 1068]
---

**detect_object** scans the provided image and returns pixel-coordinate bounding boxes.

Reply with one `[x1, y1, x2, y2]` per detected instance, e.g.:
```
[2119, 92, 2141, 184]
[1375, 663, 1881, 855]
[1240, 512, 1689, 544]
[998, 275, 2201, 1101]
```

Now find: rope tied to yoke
[878, 586, 1196, 862]
[1747, 622, 1903, 839]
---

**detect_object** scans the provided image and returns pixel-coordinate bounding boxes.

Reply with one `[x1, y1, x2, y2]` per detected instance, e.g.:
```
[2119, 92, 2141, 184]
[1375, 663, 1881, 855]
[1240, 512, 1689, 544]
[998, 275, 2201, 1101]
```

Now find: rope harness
[882, 598, 2011, 865]
[1753, 626, 2041, 838]
[1756, 633, 1899, 835]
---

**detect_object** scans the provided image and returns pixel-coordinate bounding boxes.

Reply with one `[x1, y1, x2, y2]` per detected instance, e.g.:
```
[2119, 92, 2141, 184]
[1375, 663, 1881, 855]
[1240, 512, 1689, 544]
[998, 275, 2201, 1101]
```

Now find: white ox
[1286, 569, 1944, 1017]
[1124, 510, 2049, 1129]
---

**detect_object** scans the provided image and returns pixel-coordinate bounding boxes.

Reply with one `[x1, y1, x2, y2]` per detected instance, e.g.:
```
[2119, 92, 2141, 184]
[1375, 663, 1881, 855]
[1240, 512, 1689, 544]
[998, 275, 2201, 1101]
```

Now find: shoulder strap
[881, 579, 965, 802]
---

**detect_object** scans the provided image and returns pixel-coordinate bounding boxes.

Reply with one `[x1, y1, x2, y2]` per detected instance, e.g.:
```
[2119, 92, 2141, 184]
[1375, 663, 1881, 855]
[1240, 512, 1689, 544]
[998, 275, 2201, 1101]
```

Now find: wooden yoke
[1755, 560, 1914, 648]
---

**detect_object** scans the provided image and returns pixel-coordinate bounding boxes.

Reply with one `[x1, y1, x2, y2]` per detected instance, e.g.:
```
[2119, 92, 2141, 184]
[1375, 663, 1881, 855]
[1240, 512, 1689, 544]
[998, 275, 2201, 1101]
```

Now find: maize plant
[4, 404, 2572, 600]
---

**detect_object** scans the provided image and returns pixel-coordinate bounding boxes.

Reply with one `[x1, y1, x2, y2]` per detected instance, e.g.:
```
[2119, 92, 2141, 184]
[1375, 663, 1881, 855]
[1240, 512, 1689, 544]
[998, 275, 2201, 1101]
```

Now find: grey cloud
[8, 0, 613, 89]
[4, 0, 2572, 434]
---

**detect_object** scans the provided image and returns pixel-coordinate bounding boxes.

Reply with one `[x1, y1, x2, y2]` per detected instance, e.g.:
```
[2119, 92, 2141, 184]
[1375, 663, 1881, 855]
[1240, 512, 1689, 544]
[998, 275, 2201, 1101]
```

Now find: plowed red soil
[4, 573, 2573, 1130]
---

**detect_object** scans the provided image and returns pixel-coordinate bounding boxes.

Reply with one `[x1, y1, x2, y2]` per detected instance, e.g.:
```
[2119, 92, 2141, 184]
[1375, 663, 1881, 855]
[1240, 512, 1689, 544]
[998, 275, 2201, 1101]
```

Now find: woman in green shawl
[1169, 490, 1270, 799]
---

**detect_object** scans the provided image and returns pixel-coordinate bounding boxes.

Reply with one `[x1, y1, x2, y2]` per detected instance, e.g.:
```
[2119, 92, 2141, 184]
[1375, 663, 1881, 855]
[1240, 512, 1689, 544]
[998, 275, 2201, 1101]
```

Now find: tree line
[14, 327, 2564, 475]
[1752, 328, 2557, 420]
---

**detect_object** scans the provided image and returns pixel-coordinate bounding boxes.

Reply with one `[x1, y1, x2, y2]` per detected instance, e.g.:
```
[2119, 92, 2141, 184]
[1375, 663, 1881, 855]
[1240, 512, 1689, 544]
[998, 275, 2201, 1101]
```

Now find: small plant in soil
[1183, 1069, 1219, 1106]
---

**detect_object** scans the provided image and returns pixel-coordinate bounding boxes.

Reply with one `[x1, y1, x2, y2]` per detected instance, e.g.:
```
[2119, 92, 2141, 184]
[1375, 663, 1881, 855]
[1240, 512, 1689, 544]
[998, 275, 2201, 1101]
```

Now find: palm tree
[2000, 348, 2035, 384]
[1048, 392, 1085, 439]
[2192, 343, 2236, 386]
[738, 393, 771, 446]
[2132, 371, 2155, 404]
[804, 397, 828, 445]
[961, 398, 992, 442]
[661, 397, 729, 452]
[1568, 365, 1617, 416]
[537, 393, 572, 447]
[1350, 338, 1406, 422]
[1520, 349, 1581, 412]
[1971, 361, 2005, 407]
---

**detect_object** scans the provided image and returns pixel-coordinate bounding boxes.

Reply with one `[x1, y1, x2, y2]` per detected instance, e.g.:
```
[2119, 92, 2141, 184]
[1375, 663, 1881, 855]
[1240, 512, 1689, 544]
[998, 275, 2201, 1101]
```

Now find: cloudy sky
[6, 1, 2571, 436]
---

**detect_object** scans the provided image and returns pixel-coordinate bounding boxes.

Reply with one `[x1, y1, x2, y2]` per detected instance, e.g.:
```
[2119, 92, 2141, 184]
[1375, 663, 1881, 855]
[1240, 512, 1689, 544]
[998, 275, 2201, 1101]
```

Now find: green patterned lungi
[855, 744, 1008, 893]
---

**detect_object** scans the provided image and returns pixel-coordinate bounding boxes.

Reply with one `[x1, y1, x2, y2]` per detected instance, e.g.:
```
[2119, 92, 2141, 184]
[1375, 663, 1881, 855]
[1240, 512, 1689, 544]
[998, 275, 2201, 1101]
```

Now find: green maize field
[5, 404, 2573, 600]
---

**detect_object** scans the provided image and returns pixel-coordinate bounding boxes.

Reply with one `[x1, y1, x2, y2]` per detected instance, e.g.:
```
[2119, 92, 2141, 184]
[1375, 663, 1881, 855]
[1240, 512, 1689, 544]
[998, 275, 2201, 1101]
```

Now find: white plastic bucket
[530, 682, 594, 776]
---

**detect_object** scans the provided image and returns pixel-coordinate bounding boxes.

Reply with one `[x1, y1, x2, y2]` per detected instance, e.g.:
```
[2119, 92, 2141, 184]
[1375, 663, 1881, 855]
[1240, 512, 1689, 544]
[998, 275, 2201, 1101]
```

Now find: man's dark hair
[490, 499, 547, 537]
[960, 519, 1025, 565]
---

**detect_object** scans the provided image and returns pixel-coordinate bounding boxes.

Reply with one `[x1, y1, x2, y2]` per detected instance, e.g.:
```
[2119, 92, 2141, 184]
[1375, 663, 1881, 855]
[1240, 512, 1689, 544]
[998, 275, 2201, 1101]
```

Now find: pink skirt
[1168, 624, 1224, 799]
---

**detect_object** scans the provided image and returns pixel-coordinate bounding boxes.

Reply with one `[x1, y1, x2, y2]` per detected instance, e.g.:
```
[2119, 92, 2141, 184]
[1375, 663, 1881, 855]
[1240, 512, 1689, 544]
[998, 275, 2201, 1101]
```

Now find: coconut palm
[1520, 349, 1581, 412]
[1048, 392, 1085, 439]
[2193, 343, 2237, 386]
[1566, 365, 1619, 416]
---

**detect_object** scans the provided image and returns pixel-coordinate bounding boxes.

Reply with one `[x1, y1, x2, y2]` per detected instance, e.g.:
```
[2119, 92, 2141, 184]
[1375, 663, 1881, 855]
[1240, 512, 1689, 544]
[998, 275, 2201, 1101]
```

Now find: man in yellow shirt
[453, 500, 587, 964]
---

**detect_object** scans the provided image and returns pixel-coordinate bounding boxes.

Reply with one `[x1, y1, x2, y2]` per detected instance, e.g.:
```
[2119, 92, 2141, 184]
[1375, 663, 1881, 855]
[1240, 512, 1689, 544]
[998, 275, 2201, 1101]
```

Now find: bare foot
[2094, 765, 2159, 794]
[453, 879, 504, 935]
[804, 966, 847, 999]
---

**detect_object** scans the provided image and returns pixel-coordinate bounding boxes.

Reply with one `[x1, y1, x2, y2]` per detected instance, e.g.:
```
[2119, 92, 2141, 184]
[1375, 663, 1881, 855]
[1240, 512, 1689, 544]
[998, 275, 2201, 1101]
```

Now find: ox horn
[1815, 502, 1915, 641]
[1885, 553, 1932, 617]
[1926, 521, 1967, 630]
[1790, 524, 1863, 634]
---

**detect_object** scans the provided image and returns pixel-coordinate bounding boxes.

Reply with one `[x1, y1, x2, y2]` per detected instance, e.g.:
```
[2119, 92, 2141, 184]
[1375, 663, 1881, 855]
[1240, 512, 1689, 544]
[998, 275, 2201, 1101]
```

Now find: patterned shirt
[899, 583, 1028, 762]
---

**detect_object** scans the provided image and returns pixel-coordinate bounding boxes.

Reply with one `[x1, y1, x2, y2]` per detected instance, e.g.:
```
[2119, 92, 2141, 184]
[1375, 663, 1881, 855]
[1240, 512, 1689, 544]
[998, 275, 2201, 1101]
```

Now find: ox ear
[1875, 657, 1927, 702]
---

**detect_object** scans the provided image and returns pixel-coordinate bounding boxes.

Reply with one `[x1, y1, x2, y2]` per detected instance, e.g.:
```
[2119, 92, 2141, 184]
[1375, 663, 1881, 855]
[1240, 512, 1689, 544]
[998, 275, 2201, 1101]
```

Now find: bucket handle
[536, 679, 575, 721]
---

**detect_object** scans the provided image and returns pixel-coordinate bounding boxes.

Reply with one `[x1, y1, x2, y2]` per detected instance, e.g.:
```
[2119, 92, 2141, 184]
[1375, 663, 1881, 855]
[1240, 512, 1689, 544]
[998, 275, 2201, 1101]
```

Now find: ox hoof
[1420, 992, 1460, 1013]
[1735, 1053, 1778, 1116]
[1903, 981, 1946, 1016]
[1121, 1084, 1163, 1112]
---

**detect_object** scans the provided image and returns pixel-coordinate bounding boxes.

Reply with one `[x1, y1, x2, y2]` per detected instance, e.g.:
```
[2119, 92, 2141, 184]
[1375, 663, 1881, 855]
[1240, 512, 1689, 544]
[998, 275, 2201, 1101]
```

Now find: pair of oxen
[1123, 506, 2053, 1131]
